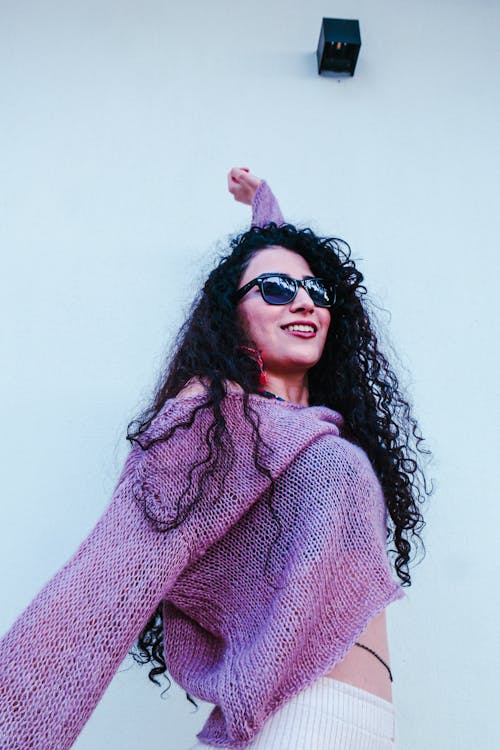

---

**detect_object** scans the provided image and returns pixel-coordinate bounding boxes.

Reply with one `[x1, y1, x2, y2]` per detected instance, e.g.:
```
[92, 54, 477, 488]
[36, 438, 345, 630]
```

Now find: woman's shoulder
[176, 377, 244, 399]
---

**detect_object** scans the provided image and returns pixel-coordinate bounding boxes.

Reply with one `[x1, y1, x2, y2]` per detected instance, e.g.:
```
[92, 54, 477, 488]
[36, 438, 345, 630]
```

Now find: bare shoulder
[176, 376, 209, 399]
[224, 380, 245, 394]
[176, 377, 244, 399]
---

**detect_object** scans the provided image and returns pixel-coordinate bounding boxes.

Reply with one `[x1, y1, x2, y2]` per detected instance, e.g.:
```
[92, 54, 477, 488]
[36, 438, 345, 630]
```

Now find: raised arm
[227, 166, 285, 227]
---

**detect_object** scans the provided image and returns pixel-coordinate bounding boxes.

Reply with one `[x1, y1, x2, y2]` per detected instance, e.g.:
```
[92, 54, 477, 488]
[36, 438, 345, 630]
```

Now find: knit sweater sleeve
[0, 394, 338, 750]
[0, 440, 192, 750]
[251, 180, 285, 227]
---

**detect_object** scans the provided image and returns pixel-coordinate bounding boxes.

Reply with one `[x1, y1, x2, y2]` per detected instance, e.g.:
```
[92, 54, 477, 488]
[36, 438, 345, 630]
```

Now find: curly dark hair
[127, 223, 432, 707]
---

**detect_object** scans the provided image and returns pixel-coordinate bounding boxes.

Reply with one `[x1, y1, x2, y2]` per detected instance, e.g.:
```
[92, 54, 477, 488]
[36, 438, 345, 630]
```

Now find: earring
[238, 345, 268, 386]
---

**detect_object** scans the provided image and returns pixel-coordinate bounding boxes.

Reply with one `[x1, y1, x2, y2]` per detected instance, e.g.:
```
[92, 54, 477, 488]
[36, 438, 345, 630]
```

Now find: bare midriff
[324, 609, 393, 703]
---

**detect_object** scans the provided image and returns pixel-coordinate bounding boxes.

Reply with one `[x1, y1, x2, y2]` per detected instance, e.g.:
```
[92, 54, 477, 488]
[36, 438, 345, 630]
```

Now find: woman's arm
[0, 444, 191, 750]
[227, 166, 285, 227]
[0, 394, 337, 749]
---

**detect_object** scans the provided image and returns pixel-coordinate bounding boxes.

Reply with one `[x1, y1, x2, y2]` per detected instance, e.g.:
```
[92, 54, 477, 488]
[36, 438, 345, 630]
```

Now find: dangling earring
[238, 345, 268, 386]
[258, 357, 268, 386]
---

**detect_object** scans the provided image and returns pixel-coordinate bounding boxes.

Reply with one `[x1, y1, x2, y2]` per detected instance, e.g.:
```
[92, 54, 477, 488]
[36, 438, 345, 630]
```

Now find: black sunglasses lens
[306, 279, 332, 307]
[261, 276, 295, 304]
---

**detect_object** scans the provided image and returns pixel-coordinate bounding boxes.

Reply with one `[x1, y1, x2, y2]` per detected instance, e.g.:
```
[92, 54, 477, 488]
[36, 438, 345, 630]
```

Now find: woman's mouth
[281, 324, 317, 338]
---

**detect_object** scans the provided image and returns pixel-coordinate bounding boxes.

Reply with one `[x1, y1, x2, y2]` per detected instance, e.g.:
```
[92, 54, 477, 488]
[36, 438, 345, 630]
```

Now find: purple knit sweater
[0, 185, 404, 749]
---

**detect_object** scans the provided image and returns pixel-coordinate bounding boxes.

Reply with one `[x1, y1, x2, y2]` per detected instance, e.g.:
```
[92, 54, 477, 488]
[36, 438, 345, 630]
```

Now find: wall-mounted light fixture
[317, 18, 361, 77]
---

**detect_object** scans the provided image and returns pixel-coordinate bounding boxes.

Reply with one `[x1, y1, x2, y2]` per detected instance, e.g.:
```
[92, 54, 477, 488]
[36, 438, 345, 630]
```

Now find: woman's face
[236, 246, 331, 376]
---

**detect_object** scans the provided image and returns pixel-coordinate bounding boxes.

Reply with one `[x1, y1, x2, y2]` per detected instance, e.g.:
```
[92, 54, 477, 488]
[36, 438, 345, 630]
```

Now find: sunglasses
[234, 273, 335, 308]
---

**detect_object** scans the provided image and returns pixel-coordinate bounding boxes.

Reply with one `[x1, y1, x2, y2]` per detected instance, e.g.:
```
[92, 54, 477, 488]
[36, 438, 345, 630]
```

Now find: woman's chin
[270, 355, 321, 373]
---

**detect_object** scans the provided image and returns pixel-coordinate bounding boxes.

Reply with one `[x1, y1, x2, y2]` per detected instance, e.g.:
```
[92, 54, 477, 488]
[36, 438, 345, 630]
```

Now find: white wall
[1, 1, 498, 748]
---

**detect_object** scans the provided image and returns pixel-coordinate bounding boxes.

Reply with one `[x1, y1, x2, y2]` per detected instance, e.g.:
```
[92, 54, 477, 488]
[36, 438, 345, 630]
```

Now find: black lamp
[317, 18, 361, 77]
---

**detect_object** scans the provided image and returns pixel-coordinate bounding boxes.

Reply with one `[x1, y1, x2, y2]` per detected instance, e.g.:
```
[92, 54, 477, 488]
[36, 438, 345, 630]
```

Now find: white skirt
[188, 677, 397, 749]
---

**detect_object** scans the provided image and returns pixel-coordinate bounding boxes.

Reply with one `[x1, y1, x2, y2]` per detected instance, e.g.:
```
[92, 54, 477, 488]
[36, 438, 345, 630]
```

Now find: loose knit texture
[251, 179, 285, 227]
[0, 392, 405, 749]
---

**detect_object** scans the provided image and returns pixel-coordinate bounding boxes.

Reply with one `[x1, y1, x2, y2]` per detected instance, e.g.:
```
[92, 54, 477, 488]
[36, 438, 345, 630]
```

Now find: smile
[281, 324, 317, 337]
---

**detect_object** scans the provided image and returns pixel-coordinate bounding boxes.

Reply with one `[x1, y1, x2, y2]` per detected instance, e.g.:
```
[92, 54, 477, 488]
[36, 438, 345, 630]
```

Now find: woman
[0, 169, 430, 749]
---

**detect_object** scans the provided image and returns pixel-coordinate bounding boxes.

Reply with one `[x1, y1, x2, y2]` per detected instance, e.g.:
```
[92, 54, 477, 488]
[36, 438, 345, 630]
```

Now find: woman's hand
[227, 167, 261, 205]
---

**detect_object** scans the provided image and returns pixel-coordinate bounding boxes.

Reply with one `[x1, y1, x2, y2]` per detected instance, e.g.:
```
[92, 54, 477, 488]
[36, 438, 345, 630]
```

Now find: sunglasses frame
[234, 273, 335, 308]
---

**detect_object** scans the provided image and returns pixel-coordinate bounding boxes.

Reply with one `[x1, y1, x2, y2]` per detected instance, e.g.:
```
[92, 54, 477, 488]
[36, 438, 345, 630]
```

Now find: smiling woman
[0, 168, 431, 750]
[235, 246, 331, 406]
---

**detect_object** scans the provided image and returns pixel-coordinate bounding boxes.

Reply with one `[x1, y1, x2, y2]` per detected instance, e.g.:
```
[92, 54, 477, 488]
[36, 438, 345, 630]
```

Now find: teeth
[283, 324, 316, 333]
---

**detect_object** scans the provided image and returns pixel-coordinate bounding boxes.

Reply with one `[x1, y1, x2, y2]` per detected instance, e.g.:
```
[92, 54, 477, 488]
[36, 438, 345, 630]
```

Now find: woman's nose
[290, 285, 315, 311]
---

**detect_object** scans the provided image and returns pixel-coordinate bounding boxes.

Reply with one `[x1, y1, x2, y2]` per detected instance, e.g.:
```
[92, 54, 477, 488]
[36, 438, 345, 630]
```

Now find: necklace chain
[257, 389, 287, 402]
